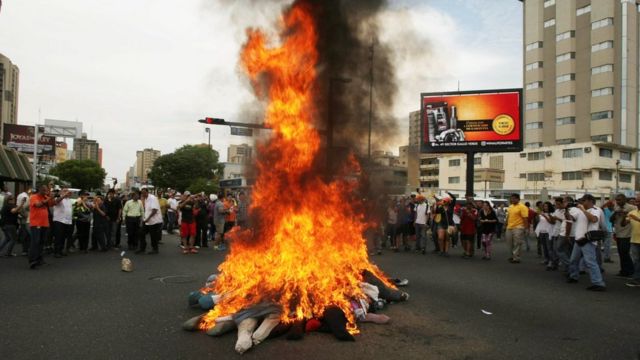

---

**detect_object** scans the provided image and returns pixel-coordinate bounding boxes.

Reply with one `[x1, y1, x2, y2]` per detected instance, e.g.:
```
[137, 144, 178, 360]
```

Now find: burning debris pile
[183, 0, 407, 353]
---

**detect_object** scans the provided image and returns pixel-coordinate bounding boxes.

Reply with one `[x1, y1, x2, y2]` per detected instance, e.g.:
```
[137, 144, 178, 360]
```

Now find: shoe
[20, 252, 27, 256]
[377, 250, 382, 255]
[604, 259, 614, 263]
[421, 249, 426, 255]
[135, 250, 145, 254]
[195, 246, 200, 249]
[182, 249, 189, 254]
[400, 292, 410, 301]
[54, 254, 63, 258]
[180, 244, 185, 249]
[442, 252, 450, 258]
[546, 266, 553, 271]
[190, 248, 199, 254]
[509, 258, 521, 264]
[218, 244, 227, 251]
[147, 250, 159, 255]
[566, 278, 578, 283]
[29, 261, 39, 269]
[586, 285, 606, 291]
[394, 278, 409, 287]
[625, 280, 640, 287]
[212, 245, 220, 250]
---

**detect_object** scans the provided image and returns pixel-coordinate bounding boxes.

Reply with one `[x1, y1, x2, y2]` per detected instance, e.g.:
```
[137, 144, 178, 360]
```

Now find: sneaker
[195, 246, 200, 249]
[190, 248, 199, 254]
[182, 249, 189, 255]
[566, 278, 578, 283]
[146, 250, 159, 255]
[586, 285, 606, 292]
[218, 244, 227, 251]
[625, 280, 640, 287]
[394, 278, 409, 287]
[212, 245, 220, 250]
[509, 258, 521, 264]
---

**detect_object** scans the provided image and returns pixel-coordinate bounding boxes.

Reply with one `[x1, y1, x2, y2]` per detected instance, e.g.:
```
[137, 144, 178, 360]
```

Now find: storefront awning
[0, 145, 32, 182]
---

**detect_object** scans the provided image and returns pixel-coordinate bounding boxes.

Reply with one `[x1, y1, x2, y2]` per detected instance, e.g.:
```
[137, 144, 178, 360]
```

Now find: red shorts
[180, 222, 196, 238]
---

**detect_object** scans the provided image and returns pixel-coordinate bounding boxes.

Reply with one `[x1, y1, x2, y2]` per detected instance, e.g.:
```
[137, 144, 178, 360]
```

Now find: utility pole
[368, 41, 374, 160]
[615, 159, 620, 194]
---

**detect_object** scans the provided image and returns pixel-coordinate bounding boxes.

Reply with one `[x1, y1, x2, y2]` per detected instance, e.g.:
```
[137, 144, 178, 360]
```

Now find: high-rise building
[227, 144, 252, 164]
[73, 134, 100, 163]
[135, 148, 160, 183]
[408, 110, 439, 190]
[519, 0, 638, 192]
[0, 53, 19, 139]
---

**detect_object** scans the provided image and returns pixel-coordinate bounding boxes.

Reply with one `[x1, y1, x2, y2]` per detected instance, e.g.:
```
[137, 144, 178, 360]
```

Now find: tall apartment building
[0, 53, 19, 139]
[135, 148, 161, 183]
[73, 134, 100, 163]
[408, 110, 439, 190]
[227, 144, 252, 164]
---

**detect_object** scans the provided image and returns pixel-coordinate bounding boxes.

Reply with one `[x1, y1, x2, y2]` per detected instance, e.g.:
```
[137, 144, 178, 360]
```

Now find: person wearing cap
[139, 187, 163, 254]
[567, 194, 606, 291]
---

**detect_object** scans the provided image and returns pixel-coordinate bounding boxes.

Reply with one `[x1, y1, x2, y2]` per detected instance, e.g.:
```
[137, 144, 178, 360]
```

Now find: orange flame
[200, 1, 391, 333]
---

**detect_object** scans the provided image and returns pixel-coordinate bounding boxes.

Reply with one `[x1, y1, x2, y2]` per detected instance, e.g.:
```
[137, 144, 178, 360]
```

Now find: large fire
[199, 0, 392, 334]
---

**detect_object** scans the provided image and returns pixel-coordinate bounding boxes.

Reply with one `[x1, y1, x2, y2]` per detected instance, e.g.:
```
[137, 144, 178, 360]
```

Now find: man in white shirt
[414, 196, 428, 254]
[138, 187, 163, 254]
[52, 188, 74, 258]
[16, 190, 30, 256]
[167, 193, 178, 235]
[567, 194, 606, 291]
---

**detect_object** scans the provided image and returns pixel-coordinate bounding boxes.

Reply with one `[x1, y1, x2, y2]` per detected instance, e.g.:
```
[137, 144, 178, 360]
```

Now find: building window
[519, 173, 527, 179]
[525, 81, 543, 90]
[556, 31, 575, 42]
[620, 151, 632, 161]
[543, 0, 555, 7]
[556, 95, 575, 105]
[592, 87, 614, 97]
[620, 173, 632, 183]
[556, 117, 575, 126]
[592, 64, 613, 75]
[592, 18, 614, 30]
[556, 138, 575, 145]
[556, 52, 575, 63]
[526, 102, 543, 110]
[591, 111, 613, 121]
[449, 176, 460, 184]
[577, 5, 591, 16]
[526, 142, 543, 149]
[474, 157, 482, 165]
[525, 41, 543, 51]
[599, 148, 613, 158]
[562, 171, 583, 180]
[544, 19, 556, 28]
[592, 41, 614, 52]
[526, 61, 543, 71]
[526, 122, 543, 130]
[599, 170, 613, 181]
[449, 159, 461, 167]
[592, 134, 611, 142]
[563, 148, 583, 158]
[556, 73, 575, 83]
[527, 152, 545, 161]
[527, 173, 545, 181]
[490, 156, 504, 170]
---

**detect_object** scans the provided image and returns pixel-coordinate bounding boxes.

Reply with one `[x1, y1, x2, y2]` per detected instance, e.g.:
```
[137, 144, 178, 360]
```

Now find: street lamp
[205, 127, 211, 148]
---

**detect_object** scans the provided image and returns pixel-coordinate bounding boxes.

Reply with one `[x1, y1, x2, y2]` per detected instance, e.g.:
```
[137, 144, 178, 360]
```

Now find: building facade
[521, 0, 639, 189]
[135, 148, 160, 184]
[73, 134, 100, 163]
[227, 144, 252, 164]
[408, 110, 440, 190]
[0, 53, 19, 139]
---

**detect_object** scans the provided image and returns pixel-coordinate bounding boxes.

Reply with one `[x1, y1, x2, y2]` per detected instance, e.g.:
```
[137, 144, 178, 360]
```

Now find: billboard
[3, 124, 56, 156]
[421, 89, 522, 153]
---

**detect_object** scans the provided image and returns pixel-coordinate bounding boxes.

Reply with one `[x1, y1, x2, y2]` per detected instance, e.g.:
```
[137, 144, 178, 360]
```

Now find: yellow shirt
[507, 203, 529, 229]
[628, 209, 640, 244]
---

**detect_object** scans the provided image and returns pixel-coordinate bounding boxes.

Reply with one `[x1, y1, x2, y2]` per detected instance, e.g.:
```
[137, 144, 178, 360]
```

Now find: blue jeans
[555, 236, 573, 269]
[630, 243, 640, 280]
[29, 226, 49, 265]
[414, 223, 426, 250]
[602, 231, 613, 260]
[569, 242, 605, 286]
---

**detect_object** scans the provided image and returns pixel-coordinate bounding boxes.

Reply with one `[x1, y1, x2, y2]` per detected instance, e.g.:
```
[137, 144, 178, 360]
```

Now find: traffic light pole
[198, 118, 270, 130]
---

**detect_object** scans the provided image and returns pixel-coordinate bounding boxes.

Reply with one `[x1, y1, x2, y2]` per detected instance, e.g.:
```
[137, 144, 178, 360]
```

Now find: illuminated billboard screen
[420, 89, 523, 153]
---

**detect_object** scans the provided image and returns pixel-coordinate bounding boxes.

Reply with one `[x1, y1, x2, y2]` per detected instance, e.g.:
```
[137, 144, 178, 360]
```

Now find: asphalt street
[1, 232, 639, 360]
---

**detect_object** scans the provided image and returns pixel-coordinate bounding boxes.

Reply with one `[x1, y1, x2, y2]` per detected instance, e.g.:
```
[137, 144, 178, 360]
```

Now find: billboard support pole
[32, 125, 38, 190]
[466, 152, 474, 197]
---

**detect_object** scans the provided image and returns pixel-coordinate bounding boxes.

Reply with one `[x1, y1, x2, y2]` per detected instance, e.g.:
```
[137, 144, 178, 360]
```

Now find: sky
[0, 0, 522, 182]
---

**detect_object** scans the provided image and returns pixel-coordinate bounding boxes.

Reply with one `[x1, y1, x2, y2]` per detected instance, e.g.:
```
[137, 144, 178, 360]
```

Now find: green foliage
[148, 145, 224, 192]
[49, 160, 106, 191]
[187, 177, 219, 195]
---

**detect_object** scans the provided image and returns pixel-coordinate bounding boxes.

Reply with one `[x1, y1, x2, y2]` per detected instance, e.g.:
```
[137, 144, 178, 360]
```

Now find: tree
[187, 177, 219, 195]
[148, 145, 224, 192]
[49, 160, 106, 191]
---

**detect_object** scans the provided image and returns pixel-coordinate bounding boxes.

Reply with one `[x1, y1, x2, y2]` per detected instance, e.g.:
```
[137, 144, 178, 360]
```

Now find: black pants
[53, 221, 74, 255]
[19, 224, 30, 254]
[616, 237, 635, 276]
[115, 221, 122, 247]
[76, 221, 90, 250]
[140, 223, 162, 251]
[125, 217, 140, 250]
[195, 221, 208, 247]
[91, 221, 107, 250]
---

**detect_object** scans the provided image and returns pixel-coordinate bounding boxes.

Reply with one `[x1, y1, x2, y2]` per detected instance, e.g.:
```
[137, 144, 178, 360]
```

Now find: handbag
[586, 230, 605, 242]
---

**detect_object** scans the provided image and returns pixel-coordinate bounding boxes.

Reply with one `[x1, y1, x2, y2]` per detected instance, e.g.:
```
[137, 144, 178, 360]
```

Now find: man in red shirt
[28, 185, 55, 269]
[460, 201, 478, 258]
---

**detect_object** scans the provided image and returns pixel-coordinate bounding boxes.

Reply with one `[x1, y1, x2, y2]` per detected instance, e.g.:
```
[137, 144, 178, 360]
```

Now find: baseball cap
[184, 191, 191, 196]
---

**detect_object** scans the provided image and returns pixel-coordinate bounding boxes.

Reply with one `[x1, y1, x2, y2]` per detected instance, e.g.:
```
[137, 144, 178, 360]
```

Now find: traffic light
[199, 117, 226, 125]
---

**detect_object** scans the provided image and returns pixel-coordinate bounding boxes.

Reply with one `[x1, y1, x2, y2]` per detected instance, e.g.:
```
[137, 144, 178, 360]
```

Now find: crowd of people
[375, 191, 640, 291]
[0, 183, 249, 269]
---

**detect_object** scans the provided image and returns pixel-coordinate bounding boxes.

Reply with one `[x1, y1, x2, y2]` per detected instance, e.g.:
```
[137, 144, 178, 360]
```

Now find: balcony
[419, 175, 439, 182]
[419, 163, 439, 170]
